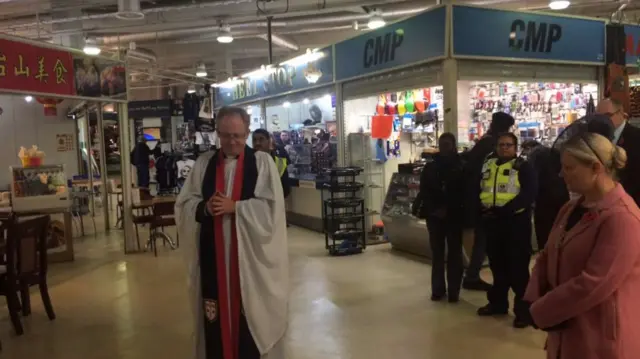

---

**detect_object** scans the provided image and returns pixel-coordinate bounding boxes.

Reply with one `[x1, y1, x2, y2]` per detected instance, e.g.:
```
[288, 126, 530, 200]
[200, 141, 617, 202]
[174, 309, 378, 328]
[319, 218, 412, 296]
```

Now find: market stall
[0, 33, 135, 260]
[335, 6, 447, 257]
[216, 46, 335, 232]
[450, 5, 606, 146]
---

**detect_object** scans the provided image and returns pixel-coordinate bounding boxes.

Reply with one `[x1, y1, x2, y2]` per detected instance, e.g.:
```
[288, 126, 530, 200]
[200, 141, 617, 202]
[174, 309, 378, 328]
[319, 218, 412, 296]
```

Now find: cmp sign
[508, 20, 562, 53]
[452, 6, 605, 64]
[334, 6, 446, 81]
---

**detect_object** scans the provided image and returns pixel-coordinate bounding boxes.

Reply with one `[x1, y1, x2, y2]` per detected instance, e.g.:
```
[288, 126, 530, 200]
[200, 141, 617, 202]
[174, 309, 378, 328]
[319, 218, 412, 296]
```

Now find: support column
[225, 55, 233, 78]
[335, 82, 346, 166]
[442, 58, 459, 140]
[84, 108, 95, 215]
[119, 102, 136, 253]
[97, 104, 110, 231]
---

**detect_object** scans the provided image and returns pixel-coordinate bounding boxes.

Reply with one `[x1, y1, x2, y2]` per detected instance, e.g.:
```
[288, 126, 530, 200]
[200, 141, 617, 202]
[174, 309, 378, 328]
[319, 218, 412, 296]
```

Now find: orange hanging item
[36, 98, 64, 116]
[414, 89, 426, 113]
[371, 115, 393, 139]
[376, 94, 386, 115]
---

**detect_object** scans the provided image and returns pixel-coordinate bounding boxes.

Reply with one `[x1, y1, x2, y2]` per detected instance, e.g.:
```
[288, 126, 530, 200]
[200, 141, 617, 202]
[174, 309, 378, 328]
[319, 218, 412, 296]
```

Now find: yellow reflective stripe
[479, 158, 521, 208]
[275, 157, 287, 176]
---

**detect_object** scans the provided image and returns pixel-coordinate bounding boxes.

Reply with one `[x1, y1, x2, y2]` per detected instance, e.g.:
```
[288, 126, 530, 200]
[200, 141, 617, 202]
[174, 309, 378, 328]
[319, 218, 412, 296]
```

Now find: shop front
[451, 5, 606, 147]
[624, 24, 640, 125]
[0, 33, 136, 259]
[216, 46, 335, 231]
[333, 6, 447, 257]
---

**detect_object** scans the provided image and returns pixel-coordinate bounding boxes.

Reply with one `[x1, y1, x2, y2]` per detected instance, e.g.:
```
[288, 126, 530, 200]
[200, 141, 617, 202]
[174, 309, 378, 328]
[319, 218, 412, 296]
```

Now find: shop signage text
[363, 29, 404, 69]
[452, 6, 605, 64]
[232, 66, 295, 101]
[217, 46, 333, 106]
[0, 38, 75, 96]
[508, 20, 562, 53]
[335, 6, 445, 81]
[128, 100, 173, 118]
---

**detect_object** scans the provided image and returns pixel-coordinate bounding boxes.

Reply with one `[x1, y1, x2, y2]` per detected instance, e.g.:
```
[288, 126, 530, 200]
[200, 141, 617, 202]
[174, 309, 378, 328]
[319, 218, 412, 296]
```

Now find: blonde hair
[562, 133, 627, 176]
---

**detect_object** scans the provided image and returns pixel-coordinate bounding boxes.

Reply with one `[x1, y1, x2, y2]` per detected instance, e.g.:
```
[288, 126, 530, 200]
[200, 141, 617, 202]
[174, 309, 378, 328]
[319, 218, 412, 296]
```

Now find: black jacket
[414, 153, 465, 219]
[618, 123, 640, 206]
[461, 134, 497, 225]
[272, 150, 291, 198]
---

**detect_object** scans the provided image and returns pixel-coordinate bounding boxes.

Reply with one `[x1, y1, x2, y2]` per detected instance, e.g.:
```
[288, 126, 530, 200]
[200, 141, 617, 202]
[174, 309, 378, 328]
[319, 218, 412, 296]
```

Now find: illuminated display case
[10, 165, 70, 212]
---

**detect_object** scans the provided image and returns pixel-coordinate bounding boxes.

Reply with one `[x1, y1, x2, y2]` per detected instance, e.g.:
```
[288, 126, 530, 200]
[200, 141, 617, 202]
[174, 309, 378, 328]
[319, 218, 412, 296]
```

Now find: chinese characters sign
[0, 38, 75, 96]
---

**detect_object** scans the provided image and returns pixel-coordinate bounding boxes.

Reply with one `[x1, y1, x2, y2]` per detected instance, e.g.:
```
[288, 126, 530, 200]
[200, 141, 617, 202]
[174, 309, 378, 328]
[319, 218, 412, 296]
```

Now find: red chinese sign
[0, 38, 75, 97]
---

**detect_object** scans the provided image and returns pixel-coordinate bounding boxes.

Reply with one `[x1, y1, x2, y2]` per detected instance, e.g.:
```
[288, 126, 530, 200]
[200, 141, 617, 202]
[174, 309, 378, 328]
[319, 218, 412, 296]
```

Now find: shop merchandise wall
[0, 95, 79, 187]
[266, 94, 333, 133]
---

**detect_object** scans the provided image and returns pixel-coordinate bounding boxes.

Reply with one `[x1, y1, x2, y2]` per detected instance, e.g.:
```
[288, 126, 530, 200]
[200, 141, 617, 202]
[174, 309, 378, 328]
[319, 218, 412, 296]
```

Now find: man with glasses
[597, 98, 640, 205]
[476, 133, 537, 329]
[176, 106, 288, 359]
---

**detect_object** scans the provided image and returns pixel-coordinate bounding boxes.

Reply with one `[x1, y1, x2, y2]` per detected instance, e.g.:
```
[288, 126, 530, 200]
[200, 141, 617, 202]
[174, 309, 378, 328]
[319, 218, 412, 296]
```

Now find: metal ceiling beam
[257, 33, 299, 51]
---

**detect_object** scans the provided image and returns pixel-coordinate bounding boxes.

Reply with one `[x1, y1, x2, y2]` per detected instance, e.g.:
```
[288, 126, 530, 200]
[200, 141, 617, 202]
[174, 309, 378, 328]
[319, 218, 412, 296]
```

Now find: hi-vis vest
[479, 158, 521, 209]
[274, 156, 288, 177]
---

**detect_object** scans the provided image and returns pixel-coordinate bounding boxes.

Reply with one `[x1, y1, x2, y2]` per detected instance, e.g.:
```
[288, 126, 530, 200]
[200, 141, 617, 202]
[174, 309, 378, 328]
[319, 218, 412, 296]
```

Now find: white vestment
[175, 150, 288, 359]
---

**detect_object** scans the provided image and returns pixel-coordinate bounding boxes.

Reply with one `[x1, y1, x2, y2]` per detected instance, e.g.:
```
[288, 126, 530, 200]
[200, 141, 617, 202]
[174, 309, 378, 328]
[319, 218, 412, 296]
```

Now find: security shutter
[458, 60, 598, 83]
[342, 62, 443, 100]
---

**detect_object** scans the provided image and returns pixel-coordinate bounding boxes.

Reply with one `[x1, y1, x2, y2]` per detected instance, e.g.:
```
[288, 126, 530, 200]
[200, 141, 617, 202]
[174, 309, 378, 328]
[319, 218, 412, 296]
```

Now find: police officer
[476, 132, 537, 328]
[252, 129, 291, 198]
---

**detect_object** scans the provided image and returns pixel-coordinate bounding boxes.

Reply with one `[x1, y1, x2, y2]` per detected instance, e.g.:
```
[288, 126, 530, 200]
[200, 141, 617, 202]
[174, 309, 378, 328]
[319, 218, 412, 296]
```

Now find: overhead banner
[0, 38, 75, 96]
[452, 6, 605, 64]
[625, 24, 640, 66]
[217, 46, 334, 106]
[0, 35, 127, 100]
[334, 6, 446, 81]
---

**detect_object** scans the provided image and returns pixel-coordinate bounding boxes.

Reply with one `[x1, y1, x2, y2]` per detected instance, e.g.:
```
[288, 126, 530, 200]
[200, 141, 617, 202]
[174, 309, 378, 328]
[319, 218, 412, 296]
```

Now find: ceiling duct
[117, 0, 146, 20]
[126, 48, 157, 62]
[257, 33, 299, 51]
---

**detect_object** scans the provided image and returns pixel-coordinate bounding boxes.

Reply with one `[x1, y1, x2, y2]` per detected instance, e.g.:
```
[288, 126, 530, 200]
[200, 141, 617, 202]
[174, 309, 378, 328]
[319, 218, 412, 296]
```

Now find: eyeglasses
[498, 143, 515, 148]
[579, 134, 605, 165]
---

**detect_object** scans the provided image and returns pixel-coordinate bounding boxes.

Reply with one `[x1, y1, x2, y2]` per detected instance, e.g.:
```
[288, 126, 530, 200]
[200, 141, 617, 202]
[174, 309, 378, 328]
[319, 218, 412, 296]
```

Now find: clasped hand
[206, 192, 235, 216]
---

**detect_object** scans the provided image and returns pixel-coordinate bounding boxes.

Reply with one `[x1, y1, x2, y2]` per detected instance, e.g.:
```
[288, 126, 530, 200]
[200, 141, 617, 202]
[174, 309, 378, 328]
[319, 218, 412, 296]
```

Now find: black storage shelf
[324, 198, 365, 209]
[321, 166, 366, 256]
[321, 182, 364, 193]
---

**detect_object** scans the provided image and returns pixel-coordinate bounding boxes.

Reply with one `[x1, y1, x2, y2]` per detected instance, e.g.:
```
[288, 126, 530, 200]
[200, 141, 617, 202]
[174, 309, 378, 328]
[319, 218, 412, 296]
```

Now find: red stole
[213, 150, 245, 359]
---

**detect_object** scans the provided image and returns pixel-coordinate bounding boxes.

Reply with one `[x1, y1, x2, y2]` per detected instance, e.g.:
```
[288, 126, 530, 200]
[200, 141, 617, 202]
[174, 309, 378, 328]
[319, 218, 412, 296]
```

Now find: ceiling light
[303, 98, 310, 105]
[549, 0, 570, 9]
[283, 101, 291, 108]
[83, 38, 101, 56]
[280, 49, 325, 67]
[217, 25, 234, 44]
[24, 95, 33, 103]
[247, 107, 253, 115]
[196, 63, 207, 77]
[187, 85, 196, 94]
[368, 15, 386, 30]
[324, 94, 332, 101]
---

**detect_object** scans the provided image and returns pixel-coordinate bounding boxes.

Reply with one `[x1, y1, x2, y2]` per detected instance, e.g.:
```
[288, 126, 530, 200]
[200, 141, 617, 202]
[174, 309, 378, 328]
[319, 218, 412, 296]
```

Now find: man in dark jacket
[462, 112, 515, 291]
[252, 129, 291, 198]
[597, 98, 640, 205]
[131, 136, 151, 188]
[414, 133, 465, 303]
[529, 114, 615, 250]
[476, 132, 537, 328]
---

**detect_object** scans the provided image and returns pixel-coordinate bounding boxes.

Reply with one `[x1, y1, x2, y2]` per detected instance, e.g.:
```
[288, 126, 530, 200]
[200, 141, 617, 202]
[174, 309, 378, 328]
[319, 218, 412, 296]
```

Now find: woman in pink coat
[524, 132, 640, 359]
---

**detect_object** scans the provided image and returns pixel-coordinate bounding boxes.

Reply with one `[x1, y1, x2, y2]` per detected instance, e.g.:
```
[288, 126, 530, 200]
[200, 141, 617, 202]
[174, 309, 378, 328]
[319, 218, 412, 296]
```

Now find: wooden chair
[149, 202, 178, 257]
[1, 215, 55, 336]
[132, 188, 154, 251]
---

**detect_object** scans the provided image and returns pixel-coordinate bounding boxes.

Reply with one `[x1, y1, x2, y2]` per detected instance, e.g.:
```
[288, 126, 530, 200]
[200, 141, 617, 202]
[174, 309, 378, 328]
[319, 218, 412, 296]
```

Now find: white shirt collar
[614, 121, 626, 144]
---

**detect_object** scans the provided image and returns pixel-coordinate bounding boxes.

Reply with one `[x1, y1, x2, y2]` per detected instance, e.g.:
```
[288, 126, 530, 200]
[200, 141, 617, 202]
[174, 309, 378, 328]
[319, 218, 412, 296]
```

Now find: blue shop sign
[625, 25, 640, 66]
[334, 6, 446, 81]
[216, 46, 334, 106]
[452, 6, 605, 64]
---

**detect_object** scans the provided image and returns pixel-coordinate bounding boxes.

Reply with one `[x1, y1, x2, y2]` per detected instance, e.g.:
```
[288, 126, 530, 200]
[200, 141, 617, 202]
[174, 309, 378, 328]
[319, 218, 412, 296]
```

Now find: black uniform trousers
[483, 213, 532, 318]
[427, 217, 463, 298]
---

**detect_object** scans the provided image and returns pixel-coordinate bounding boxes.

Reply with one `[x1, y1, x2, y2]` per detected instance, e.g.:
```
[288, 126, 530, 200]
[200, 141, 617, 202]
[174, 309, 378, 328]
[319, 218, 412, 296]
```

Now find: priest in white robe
[176, 106, 288, 359]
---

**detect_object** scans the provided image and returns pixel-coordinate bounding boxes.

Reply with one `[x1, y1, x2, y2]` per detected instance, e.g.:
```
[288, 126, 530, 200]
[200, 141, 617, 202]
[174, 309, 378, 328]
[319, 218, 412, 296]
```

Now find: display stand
[321, 167, 366, 256]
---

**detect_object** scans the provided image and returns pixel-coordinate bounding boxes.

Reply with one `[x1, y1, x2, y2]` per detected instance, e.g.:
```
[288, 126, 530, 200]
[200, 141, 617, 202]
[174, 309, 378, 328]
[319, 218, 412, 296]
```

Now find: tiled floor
[0, 223, 546, 358]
